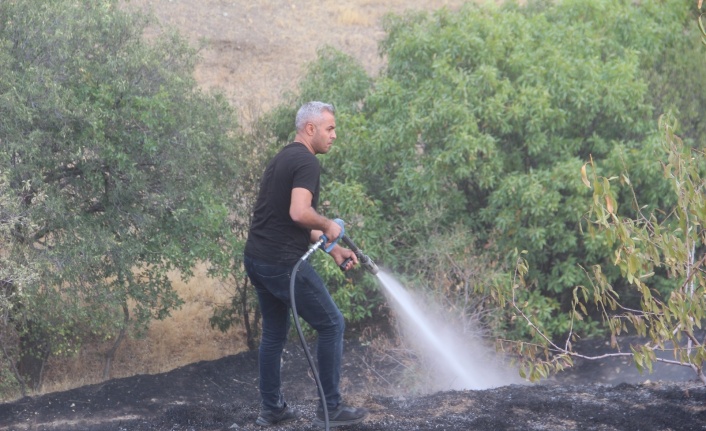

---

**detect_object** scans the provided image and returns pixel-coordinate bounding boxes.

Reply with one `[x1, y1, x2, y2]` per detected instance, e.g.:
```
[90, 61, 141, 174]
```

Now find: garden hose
[290, 219, 378, 430]
[290, 236, 331, 431]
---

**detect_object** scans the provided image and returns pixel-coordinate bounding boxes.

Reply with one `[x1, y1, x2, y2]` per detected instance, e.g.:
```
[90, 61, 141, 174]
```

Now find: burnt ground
[1, 336, 705, 431]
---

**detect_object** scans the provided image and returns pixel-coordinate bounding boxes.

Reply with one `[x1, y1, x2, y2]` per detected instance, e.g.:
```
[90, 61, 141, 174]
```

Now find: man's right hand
[322, 219, 342, 249]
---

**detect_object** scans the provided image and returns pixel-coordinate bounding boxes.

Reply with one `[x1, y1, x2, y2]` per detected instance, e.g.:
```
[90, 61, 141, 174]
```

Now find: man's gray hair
[295, 101, 335, 131]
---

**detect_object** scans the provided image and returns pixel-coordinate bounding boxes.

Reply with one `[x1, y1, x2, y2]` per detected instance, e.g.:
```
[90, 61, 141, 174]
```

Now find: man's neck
[293, 134, 315, 154]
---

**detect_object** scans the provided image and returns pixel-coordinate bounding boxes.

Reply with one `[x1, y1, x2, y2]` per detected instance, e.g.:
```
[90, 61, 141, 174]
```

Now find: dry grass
[122, 0, 467, 124]
[118, 266, 244, 370]
[40, 264, 244, 395]
[336, 7, 373, 26]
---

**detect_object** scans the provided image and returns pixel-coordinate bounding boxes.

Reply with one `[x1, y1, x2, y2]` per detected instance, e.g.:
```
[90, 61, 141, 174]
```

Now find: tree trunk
[0, 334, 27, 397]
[103, 303, 129, 380]
[16, 320, 50, 392]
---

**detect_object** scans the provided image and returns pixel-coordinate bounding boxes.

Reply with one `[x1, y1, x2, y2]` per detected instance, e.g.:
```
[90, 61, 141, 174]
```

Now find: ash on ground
[1, 337, 705, 431]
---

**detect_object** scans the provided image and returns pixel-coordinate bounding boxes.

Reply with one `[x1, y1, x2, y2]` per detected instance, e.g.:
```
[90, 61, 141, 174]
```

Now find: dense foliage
[275, 0, 705, 340]
[507, 114, 706, 383]
[504, 2, 706, 383]
[583, 115, 706, 383]
[3, 0, 705, 397]
[0, 0, 238, 392]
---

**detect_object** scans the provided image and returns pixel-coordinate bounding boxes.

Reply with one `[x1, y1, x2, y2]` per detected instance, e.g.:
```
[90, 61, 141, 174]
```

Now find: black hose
[290, 257, 330, 431]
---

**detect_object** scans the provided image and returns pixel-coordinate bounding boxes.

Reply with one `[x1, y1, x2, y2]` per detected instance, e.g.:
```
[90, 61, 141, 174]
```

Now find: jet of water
[375, 270, 522, 391]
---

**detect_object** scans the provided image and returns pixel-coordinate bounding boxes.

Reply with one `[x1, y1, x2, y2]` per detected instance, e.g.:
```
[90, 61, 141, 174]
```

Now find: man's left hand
[329, 245, 358, 271]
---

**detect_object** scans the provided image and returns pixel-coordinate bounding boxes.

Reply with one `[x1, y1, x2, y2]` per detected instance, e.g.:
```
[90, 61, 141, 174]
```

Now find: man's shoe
[255, 404, 298, 427]
[313, 403, 369, 428]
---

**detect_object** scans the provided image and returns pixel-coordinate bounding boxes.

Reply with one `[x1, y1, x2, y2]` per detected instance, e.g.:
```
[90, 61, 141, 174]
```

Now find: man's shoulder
[279, 142, 318, 163]
[282, 142, 311, 154]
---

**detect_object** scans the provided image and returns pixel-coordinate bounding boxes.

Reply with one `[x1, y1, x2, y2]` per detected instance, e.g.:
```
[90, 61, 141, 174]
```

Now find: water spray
[291, 219, 517, 429]
[290, 218, 378, 431]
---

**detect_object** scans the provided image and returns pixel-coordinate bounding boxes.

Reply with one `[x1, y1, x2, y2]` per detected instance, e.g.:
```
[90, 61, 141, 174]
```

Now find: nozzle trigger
[339, 257, 353, 272]
[320, 218, 345, 253]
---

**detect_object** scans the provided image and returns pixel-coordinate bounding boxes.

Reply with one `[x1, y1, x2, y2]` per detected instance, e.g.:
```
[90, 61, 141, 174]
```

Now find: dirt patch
[1, 338, 705, 431]
[122, 0, 467, 124]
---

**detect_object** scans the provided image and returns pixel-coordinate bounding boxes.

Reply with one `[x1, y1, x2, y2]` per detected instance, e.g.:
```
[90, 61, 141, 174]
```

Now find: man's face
[310, 111, 337, 155]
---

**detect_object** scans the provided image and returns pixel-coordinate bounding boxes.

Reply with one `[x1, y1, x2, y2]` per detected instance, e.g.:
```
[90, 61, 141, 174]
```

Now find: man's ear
[305, 122, 316, 136]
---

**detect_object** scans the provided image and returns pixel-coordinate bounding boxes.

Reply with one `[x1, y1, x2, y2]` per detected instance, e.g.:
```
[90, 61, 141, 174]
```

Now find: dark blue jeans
[244, 254, 345, 412]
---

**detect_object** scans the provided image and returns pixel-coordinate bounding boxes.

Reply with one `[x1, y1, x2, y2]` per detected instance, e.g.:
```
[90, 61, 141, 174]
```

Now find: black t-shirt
[244, 142, 320, 264]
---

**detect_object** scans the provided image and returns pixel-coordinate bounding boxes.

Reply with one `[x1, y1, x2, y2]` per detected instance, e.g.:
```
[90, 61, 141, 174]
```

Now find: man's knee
[316, 310, 345, 337]
[261, 324, 290, 348]
[332, 310, 345, 335]
[337, 312, 346, 334]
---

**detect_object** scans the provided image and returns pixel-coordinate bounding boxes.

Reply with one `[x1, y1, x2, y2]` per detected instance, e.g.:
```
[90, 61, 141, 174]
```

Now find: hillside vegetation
[2, 0, 706, 401]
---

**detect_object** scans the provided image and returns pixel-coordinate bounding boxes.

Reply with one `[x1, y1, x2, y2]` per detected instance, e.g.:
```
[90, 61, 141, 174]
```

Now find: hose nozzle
[341, 235, 379, 275]
[358, 252, 379, 275]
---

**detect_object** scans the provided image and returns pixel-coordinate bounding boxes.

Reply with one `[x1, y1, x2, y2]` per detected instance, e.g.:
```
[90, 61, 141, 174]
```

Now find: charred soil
[1, 337, 706, 431]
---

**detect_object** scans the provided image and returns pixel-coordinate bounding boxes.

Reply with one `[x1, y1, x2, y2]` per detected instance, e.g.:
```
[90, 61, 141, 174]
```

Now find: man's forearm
[292, 206, 331, 234]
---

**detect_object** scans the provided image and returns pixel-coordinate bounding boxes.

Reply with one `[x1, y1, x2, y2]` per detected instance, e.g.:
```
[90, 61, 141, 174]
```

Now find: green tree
[207, 115, 278, 350]
[0, 171, 41, 397]
[313, 0, 702, 338]
[585, 115, 706, 383]
[495, 1, 706, 382]
[0, 0, 238, 391]
[505, 114, 706, 383]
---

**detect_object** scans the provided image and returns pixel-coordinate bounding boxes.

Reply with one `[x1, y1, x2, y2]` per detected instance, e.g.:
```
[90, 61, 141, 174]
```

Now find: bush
[296, 0, 704, 340]
[0, 0, 239, 392]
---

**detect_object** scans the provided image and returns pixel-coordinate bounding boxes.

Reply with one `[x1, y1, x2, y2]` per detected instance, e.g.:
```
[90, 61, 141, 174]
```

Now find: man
[244, 101, 369, 428]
